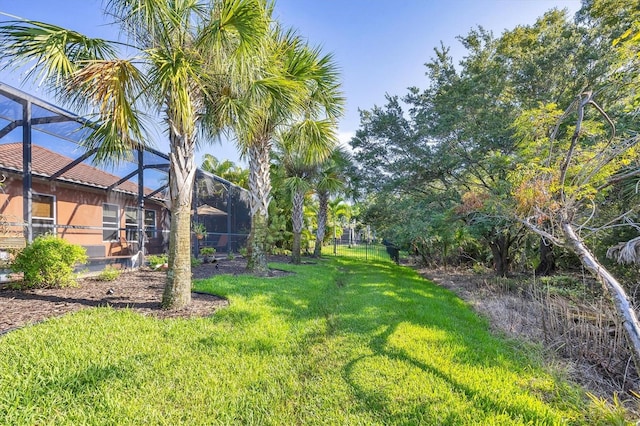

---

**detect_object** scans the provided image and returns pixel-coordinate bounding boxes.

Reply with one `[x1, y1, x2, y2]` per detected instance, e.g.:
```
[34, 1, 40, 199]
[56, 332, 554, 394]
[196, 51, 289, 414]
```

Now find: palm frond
[0, 20, 116, 87]
[66, 59, 149, 164]
[288, 118, 339, 165]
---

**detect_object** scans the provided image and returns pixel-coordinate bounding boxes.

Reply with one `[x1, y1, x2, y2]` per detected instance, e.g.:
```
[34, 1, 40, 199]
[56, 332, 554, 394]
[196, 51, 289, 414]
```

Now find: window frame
[102, 203, 120, 242]
[144, 209, 157, 239]
[124, 206, 139, 243]
[32, 193, 56, 238]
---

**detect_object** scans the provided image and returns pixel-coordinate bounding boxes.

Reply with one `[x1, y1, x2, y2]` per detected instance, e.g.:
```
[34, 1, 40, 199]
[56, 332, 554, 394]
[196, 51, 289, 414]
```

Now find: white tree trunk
[291, 188, 304, 264]
[313, 190, 328, 257]
[562, 222, 640, 370]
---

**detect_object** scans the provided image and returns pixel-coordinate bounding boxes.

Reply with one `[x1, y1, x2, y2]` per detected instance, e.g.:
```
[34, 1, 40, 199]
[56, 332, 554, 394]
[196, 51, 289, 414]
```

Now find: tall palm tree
[274, 122, 338, 264]
[0, 0, 271, 309]
[313, 146, 352, 257]
[233, 29, 344, 274]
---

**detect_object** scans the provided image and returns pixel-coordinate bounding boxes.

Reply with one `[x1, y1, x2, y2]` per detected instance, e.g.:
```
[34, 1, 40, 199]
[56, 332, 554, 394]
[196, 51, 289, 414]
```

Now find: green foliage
[270, 247, 290, 256]
[585, 392, 636, 426]
[199, 247, 216, 256]
[266, 212, 292, 253]
[538, 274, 599, 300]
[200, 154, 249, 189]
[191, 256, 202, 267]
[192, 222, 206, 238]
[95, 265, 121, 282]
[11, 235, 87, 288]
[0, 258, 591, 423]
[146, 254, 168, 269]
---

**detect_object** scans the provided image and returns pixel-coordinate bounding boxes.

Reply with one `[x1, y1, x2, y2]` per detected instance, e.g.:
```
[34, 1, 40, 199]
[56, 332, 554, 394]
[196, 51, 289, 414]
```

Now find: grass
[326, 243, 397, 262]
[0, 257, 598, 425]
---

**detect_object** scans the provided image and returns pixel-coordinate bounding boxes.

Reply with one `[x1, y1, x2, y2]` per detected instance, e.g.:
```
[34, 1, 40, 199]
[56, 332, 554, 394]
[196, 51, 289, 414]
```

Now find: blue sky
[0, 0, 582, 165]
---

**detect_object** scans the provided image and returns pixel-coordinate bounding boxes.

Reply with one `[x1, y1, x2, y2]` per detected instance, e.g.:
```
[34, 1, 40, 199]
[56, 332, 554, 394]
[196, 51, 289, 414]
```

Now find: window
[145, 209, 157, 239]
[32, 194, 55, 237]
[125, 207, 139, 242]
[102, 204, 119, 241]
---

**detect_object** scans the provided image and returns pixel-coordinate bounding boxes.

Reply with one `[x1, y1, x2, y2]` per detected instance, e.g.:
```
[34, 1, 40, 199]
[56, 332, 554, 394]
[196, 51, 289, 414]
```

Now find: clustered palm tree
[231, 28, 344, 274]
[312, 147, 352, 257]
[0, 0, 344, 308]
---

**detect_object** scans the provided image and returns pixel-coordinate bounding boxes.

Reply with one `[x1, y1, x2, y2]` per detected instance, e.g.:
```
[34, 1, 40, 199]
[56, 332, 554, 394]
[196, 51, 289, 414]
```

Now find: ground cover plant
[0, 257, 600, 424]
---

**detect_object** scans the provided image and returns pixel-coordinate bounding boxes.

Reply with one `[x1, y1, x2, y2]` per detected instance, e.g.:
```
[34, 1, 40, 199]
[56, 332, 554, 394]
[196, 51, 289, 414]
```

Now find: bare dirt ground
[0, 255, 290, 335]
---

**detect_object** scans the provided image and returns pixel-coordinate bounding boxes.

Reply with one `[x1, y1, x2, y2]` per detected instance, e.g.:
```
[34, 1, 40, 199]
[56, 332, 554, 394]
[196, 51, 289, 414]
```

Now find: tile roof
[0, 143, 163, 198]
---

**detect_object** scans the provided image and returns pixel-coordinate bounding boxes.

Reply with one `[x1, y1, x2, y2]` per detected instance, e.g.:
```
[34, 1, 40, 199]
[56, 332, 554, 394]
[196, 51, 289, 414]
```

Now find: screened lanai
[0, 82, 250, 261]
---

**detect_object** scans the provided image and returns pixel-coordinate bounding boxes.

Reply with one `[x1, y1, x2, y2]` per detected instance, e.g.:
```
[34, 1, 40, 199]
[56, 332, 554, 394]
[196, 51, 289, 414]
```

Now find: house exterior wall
[0, 173, 167, 256]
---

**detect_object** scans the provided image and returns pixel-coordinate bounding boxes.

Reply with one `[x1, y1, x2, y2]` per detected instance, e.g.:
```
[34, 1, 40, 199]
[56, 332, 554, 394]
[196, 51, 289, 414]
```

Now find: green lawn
[0, 257, 594, 425]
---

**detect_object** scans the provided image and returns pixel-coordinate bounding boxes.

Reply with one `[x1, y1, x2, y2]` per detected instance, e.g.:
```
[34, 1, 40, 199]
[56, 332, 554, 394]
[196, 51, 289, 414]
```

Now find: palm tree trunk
[246, 138, 271, 275]
[562, 222, 640, 375]
[313, 190, 328, 257]
[291, 188, 304, 264]
[162, 130, 197, 309]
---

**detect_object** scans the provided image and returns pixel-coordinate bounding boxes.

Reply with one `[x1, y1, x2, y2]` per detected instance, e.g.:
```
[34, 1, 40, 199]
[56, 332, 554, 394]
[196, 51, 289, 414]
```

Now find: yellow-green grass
[328, 243, 395, 262]
[0, 258, 593, 425]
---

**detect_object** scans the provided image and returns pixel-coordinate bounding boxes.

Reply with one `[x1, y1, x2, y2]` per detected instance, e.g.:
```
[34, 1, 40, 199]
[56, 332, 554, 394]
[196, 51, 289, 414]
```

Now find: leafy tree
[512, 92, 640, 372]
[0, 0, 271, 309]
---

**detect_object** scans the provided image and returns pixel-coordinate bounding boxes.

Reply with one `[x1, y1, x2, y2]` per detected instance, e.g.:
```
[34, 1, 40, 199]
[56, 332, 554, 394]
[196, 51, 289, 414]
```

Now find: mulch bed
[0, 255, 291, 335]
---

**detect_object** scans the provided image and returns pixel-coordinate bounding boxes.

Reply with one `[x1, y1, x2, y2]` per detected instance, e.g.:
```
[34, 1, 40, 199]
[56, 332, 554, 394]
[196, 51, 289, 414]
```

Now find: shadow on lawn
[195, 257, 573, 423]
[335, 260, 570, 423]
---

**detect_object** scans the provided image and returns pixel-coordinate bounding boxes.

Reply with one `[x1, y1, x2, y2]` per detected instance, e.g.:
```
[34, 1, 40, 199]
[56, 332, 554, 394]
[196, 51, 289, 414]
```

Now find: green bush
[96, 265, 121, 281]
[147, 254, 168, 269]
[200, 247, 216, 256]
[11, 235, 87, 288]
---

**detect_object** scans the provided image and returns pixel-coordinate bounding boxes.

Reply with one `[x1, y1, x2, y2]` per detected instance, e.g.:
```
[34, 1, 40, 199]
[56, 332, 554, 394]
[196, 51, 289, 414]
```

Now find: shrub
[11, 235, 87, 288]
[147, 254, 168, 269]
[200, 247, 216, 256]
[191, 256, 202, 267]
[96, 265, 121, 281]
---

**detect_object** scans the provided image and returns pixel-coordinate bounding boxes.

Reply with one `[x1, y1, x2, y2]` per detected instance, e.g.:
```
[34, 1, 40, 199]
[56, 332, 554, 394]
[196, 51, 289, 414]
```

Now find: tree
[312, 146, 352, 257]
[513, 92, 640, 372]
[201, 154, 249, 189]
[0, 0, 270, 309]
[274, 120, 339, 264]
[327, 197, 352, 246]
[233, 29, 343, 273]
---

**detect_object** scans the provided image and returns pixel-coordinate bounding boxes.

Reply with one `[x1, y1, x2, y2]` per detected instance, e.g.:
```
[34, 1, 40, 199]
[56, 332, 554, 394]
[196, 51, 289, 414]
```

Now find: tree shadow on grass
[193, 257, 578, 423]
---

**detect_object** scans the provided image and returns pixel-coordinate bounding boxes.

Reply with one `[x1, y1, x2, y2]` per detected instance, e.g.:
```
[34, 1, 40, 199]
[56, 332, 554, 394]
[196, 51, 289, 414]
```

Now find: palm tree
[327, 197, 352, 251]
[201, 153, 249, 189]
[0, 0, 271, 309]
[274, 122, 339, 264]
[313, 146, 352, 257]
[233, 29, 344, 274]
